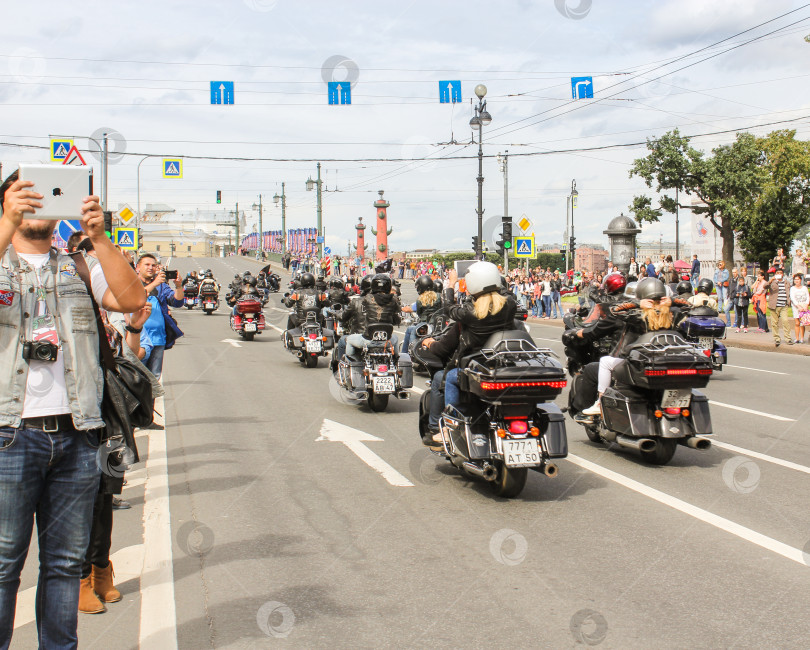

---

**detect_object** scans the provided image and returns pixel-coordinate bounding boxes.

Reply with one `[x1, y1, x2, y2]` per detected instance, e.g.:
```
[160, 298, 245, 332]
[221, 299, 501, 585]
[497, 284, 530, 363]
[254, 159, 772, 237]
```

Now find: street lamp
[569, 179, 578, 271]
[273, 182, 287, 254]
[251, 194, 264, 256]
[470, 83, 491, 259]
[305, 163, 323, 258]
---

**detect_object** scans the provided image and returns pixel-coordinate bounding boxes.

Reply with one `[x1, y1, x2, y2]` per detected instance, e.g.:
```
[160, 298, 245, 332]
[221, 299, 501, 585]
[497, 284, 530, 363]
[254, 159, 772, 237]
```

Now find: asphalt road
[13, 255, 810, 649]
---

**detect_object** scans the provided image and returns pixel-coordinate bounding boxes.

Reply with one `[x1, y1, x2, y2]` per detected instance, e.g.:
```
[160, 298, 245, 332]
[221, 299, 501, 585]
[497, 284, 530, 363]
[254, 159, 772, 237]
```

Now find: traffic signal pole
[501, 151, 509, 274]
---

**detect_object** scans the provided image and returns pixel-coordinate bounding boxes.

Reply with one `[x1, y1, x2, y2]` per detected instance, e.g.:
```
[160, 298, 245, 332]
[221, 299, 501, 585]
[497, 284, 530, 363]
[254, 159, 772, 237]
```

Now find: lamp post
[273, 182, 287, 254]
[305, 163, 323, 258]
[470, 84, 492, 259]
[252, 194, 264, 256]
[569, 179, 578, 271]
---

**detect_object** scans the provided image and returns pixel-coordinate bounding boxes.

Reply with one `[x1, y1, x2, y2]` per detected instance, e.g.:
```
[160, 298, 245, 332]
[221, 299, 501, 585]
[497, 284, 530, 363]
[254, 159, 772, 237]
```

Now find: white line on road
[410, 386, 425, 395]
[265, 322, 284, 333]
[221, 338, 242, 348]
[139, 395, 178, 649]
[705, 439, 810, 475]
[317, 419, 413, 487]
[709, 400, 794, 422]
[566, 453, 810, 567]
[725, 364, 788, 375]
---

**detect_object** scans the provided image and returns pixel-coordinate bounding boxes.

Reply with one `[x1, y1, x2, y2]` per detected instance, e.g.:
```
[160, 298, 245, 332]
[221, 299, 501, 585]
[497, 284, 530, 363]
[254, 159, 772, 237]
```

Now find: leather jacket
[443, 292, 517, 367]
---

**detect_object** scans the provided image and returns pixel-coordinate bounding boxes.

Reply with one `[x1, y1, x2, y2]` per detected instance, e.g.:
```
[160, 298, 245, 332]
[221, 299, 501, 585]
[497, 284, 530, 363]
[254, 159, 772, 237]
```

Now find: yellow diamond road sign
[118, 204, 135, 224]
[517, 215, 532, 232]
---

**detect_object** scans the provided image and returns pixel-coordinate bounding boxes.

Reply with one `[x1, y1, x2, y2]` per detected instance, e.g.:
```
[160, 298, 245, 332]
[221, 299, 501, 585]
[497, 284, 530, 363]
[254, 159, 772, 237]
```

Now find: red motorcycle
[230, 297, 266, 341]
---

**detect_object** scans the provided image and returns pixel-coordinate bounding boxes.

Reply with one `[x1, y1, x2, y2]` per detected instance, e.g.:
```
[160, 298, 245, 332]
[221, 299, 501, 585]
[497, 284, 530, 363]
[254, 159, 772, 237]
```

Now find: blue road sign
[51, 140, 72, 161]
[210, 81, 234, 105]
[439, 80, 462, 103]
[57, 220, 81, 243]
[328, 82, 351, 105]
[571, 76, 593, 99]
[316, 236, 325, 244]
[324, 246, 331, 255]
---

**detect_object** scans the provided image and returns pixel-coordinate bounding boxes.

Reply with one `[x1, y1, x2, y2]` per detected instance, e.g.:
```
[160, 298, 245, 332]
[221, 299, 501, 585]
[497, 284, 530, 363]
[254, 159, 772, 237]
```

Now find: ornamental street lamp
[273, 182, 287, 254]
[470, 84, 492, 259]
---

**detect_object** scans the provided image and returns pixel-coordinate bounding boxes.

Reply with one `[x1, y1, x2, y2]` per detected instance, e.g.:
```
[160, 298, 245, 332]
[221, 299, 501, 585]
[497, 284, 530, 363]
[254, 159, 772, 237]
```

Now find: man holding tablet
[0, 168, 145, 649]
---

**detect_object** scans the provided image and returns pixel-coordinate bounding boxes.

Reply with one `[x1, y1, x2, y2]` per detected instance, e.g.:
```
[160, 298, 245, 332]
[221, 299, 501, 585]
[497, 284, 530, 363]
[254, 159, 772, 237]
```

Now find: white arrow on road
[221, 338, 242, 348]
[317, 419, 413, 487]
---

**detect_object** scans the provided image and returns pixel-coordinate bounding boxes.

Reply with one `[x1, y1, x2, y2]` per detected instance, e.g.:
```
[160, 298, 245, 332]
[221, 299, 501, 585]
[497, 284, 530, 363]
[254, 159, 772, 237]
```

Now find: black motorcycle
[565, 329, 714, 465]
[415, 329, 568, 499]
[283, 311, 335, 368]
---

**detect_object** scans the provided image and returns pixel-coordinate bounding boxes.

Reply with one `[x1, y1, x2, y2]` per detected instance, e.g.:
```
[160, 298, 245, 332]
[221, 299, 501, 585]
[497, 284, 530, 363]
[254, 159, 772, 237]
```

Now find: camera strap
[7, 246, 60, 341]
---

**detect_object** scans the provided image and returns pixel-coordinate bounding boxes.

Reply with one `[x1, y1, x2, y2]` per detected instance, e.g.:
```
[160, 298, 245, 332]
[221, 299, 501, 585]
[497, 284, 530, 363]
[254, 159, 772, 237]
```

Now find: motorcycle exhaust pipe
[616, 435, 657, 453]
[543, 463, 558, 478]
[354, 391, 369, 401]
[462, 462, 498, 482]
[397, 390, 410, 400]
[679, 436, 712, 450]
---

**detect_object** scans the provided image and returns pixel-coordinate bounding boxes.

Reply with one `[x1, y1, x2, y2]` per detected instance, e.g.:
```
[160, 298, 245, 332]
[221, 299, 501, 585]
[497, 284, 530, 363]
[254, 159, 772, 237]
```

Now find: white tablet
[18, 163, 92, 220]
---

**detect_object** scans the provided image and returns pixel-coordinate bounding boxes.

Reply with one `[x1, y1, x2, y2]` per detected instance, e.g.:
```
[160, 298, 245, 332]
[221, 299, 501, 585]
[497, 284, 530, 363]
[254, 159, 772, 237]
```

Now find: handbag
[800, 310, 810, 327]
[70, 253, 155, 459]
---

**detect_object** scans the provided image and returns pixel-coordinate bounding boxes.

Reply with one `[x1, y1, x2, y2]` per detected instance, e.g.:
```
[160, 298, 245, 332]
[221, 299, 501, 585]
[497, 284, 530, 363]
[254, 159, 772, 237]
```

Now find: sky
[1, 0, 808, 255]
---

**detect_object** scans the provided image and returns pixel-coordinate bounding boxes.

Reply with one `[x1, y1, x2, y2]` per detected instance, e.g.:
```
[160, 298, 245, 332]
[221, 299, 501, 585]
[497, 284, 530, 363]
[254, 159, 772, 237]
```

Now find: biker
[282, 271, 328, 336]
[343, 274, 402, 361]
[256, 272, 269, 302]
[331, 278, 370, 371]
[688, 278, 718, 310]
[401, 275, 443, 354]
[327, 277, 350, 308]
[676, 280, 694, 300]
[315, 273, 328, 294]
[197, 270, 220, 296]
[232, 275, 262, 325]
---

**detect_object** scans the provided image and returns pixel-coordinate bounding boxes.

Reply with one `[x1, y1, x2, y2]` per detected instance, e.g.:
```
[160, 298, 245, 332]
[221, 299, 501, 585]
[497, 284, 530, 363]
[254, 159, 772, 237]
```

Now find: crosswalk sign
[51, 139, 73, 162]
[163, 159, 182, 178]
[513, 235, 535, 258]
[114, 227, 138, 251]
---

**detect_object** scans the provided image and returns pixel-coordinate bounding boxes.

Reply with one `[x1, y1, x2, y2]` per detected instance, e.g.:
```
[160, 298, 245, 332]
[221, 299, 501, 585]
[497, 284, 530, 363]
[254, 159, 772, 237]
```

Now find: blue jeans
[0, 425, 101, 650]
[444, 367, 461, 410]
[691, 273, 699, 289]
[401, 325, 416, 354]
[335, 335, 347, 363]
[144, 344, 166, 380]
[345, 333, 398, 359]
[428, 369, 445, 429]
[551, 291, 561, 317]
[542, 295, 551, 317]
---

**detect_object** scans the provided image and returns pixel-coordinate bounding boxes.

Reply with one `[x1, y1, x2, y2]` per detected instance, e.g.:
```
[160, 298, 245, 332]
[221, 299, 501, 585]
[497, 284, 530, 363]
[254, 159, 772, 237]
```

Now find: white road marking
[410, 386, 425, 395]
[221, 338, 242, 348]
[266, 323, 284, 333]
[708, 400, 794, 422]
[725, 364, 788, 375]
[317, 419, 413, 487]
[566, 453, 809, 567]
[139, 395, 178, 649]
[705, 439, 810, 475]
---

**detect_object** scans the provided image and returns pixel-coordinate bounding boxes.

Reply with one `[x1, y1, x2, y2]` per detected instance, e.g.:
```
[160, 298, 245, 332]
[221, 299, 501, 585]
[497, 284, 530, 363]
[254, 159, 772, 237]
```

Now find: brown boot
[79, 575, 105, 614]
[91, 562, 122, 603]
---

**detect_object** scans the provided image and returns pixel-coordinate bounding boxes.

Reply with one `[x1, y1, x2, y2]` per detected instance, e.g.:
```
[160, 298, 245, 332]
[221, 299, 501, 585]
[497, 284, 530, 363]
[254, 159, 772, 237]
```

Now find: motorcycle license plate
[306, 340, 322, 353]
[373, 376, 395, 394]
[661, 389, 691, 409]
[205, 302, 215, 309]
[698, 337, 713, 350]
[244, 322, 257, 332]
[502, 439, 541, 467]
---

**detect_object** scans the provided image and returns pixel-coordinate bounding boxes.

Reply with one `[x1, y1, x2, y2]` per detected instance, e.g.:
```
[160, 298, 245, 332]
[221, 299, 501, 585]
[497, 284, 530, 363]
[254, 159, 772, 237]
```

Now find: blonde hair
[642, 301, 673, 331]
[473, 291, 507, 319]
[418, 291, 437, 307]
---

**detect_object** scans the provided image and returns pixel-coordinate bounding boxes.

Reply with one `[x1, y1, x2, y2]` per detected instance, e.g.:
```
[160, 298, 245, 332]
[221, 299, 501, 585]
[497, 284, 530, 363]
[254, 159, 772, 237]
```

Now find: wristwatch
[125, 324, 143, 334]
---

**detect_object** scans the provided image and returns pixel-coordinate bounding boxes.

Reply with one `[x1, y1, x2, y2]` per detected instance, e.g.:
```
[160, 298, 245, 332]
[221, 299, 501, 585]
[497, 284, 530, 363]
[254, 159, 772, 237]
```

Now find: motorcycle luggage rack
[478, 339, 559, 365]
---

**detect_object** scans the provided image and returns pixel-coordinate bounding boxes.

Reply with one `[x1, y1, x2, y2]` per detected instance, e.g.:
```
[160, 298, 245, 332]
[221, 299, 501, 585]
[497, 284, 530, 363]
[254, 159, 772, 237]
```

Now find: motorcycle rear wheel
[244, 332, 255, 341]
[367, 391, 389, 412]
[585, 426, 601, 443]
[304, 354, 318, 368]
[490, 461, 527, 499]
[639, 438, 677, 465]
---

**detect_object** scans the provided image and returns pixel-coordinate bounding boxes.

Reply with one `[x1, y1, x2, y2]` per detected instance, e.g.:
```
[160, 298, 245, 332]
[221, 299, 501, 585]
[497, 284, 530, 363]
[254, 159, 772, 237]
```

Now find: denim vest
[0, 247, 104, 429]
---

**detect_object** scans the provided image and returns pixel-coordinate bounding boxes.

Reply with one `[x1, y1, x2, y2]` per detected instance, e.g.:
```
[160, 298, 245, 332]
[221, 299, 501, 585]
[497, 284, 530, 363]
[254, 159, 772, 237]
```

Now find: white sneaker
[432, 432, 444, 443]
[581, 401, 602, 416]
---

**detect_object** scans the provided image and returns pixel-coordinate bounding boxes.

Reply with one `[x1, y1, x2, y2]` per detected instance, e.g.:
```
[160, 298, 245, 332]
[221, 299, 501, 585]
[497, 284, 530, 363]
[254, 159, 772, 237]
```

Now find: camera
[164, 269, 178, 280]
[22, 341, 59, 362]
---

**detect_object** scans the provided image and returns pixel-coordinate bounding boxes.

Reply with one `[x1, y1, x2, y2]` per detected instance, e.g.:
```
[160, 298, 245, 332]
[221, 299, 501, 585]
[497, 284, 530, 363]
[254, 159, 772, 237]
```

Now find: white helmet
[465, 261, 502, 298]
[624, 281, 638, 299]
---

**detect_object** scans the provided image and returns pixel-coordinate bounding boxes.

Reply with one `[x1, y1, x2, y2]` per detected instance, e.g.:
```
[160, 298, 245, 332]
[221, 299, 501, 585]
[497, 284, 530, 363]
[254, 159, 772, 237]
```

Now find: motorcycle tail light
[703, 349, 712, 357]
[309, 333, 317, 340]
[377, 364, 388, 373]
[654, 410, 663, 418]
[479, 380, 567, 390]
[496, 428, 507, 438]
[322, 336, 328, 341]
[682, 409, 690, 417]
[664, 407, 682, 415]
[507, 420, 528, 434]
[529, 427, 540, 437]
[299, 336, 305, 342]
[644, 368, 712, 376]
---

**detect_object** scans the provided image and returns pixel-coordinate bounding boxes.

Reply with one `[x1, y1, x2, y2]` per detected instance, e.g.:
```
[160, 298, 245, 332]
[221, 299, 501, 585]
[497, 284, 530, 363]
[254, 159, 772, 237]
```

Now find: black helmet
[300, 272, 315, 288]
[635, 277, 667, 301]
[329, 277, 343, 289]
[697, 278, 714, 295]
[243, 271, 252, 278]
[676, 280, 693, 296]
[204, 269, 212, 275]
[204, 271, 213, 279]
[433, 279, 444, 294]
[244, 276, 257, 287]
[415, 275, 433, 294]
[234, 274, 240, 279]
[359, 276, 373, 294]
[371, 274, 392, 294]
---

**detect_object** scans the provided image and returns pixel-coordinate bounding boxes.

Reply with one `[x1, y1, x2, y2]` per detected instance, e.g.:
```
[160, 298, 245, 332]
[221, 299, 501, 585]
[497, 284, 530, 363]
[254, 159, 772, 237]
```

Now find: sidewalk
[526, 313, 810, 356]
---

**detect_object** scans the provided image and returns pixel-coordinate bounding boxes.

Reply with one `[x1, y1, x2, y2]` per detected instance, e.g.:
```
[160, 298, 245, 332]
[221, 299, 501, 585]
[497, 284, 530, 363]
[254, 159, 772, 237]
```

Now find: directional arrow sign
[439, 80, 461, 103]
[571, 76, 593, 99]
[317, 419, 413, 487]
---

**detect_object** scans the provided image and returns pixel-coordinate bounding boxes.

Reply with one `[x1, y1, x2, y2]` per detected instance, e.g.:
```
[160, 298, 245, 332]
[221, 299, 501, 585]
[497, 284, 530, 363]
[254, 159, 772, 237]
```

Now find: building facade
[575, 246, 608, 273]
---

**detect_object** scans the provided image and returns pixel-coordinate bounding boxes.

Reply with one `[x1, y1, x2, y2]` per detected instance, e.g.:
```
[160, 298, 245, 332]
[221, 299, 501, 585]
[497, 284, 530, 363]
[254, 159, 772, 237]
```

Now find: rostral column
[371, 190, 391, 261]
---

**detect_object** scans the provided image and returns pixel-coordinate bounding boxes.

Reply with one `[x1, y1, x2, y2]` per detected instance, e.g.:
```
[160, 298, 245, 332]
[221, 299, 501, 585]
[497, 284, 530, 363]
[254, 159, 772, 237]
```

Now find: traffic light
[471, 235, 480, 253]
[499, 217, 513, 254]
[216, 190, 222, 204]
[137, 229, 143, 250]
[103, 210, 113, 239]
[569, 236, 576, 261]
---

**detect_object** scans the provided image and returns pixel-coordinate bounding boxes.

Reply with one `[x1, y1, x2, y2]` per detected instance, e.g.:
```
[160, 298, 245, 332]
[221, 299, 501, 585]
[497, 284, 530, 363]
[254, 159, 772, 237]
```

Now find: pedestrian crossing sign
[51, 139, 73, 161]
[513, 235, 535, 258]
[114, 227, 138, 251]
[163, 159, 183, 178]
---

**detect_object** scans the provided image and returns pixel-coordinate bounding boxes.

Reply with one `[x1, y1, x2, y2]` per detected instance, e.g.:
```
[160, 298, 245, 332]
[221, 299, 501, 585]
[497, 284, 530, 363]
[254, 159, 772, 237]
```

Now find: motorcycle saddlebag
[600, 386, 655, 438]
[535, 403, 568, 458]
[349, 362, 365, 390]
[688, 390, 712, 435]
[398, 353, 414, 389]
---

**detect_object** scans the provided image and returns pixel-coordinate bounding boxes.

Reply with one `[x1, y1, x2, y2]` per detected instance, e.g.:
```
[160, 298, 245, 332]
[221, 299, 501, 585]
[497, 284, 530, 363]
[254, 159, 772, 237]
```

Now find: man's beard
[18, 222, 55, 242]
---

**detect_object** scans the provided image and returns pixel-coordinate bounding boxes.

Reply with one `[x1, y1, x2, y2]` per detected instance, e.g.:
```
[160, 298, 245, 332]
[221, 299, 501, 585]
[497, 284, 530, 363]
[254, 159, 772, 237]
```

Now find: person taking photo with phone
[0, 170, 145, 650]
[134, 253, 183, 379]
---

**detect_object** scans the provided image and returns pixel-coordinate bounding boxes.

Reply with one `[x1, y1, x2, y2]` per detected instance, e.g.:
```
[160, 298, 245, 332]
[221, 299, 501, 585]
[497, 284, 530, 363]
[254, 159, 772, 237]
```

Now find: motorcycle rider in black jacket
[282, 272, 328, 334]
[330, 276, 372, 371]
[343, 274, 402, 360]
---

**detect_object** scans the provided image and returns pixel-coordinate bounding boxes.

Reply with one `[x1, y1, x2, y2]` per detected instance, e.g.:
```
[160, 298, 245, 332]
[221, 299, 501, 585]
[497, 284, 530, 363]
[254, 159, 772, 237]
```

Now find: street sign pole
[101, 132, 108, 210]
[501, 151, 509, 274]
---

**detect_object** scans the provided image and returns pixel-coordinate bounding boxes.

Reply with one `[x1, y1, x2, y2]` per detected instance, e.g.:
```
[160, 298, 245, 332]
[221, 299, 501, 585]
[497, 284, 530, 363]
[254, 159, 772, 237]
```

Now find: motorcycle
[267, 273, 281, 292]
[676, 304, 727, 370]
[324, 303, 345, 338]
[283, 311, 335, 368]
[408, 310, 451, 374]
[565, 329, 714, 465]
[183, 282, 199, 309]
[415, 329, 567, 499]
[230, 297, 266, 341]
[335, 323, 412, 412]
[200, 287, 219, 315]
